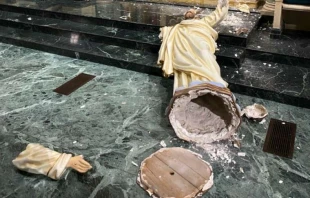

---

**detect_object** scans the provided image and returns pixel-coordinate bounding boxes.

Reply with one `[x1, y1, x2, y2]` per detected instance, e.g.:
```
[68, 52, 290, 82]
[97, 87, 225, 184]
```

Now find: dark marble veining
[0, 9, 246, 58]
[0, 22, 245, 69]
[222, 58, 310, 108]
[1, 22, 310, 108]
[0, 0, 261, 38]
[0, 43, 310, 198]
[247, 24, 310, 65]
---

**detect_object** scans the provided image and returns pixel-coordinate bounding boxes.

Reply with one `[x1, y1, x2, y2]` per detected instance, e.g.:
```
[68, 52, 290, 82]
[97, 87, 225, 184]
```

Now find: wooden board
[263, 118, 297, 159]
[138, 147, 213, 198]
[53, 73, 95, 95]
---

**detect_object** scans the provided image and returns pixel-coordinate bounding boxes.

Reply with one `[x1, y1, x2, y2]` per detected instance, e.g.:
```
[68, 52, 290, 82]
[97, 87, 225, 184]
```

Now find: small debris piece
[279, 180, 283, 184]
[257, 46, 261, 49]
[240, 167, 244, 173]
[122, 102, 126, 105]
[238, 152, 246, 157]
[73, 141, 77, 144]
[233, 139, 241, 148]
[226, 176, 230, 179]
[131, 161, 138, 167]
[160, 140, 167, 148]
[241, 103, 268, 120]
[235, 28, 249, 36]
[259, 119, 266, 124]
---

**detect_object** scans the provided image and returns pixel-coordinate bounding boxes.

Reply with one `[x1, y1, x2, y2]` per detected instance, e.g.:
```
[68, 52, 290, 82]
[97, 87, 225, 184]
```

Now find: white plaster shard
[238, 152, 246, 156]
[160, 140, 167, 148]
[279, 180, 283, 184]
[259, 119, 266, 124]
[131, 161, 138, 167]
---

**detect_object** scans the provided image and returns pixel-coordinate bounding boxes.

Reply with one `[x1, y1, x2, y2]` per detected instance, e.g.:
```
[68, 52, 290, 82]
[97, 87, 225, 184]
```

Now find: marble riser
[246, 49, 310, 69]
[0, 13, 245, 68]
[0, 25, 309, 109]
[0, 2, 260, 47]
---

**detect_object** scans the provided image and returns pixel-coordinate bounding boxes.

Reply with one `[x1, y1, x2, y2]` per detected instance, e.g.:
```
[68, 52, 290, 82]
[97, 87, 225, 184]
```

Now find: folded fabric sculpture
[158, 0, 242, 143]
[12, 143, 92, 180]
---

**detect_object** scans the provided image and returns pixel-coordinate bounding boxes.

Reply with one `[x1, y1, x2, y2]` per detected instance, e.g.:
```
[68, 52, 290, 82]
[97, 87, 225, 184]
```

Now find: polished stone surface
[247, 23, 310, 67]
[223, 58, 310, 108]
[0, 0, 261, 38]
[1, 43, 310, 198]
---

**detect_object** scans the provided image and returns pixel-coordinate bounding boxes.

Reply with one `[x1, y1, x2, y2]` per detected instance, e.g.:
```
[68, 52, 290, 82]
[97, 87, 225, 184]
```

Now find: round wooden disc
[137, 147, 213, 198]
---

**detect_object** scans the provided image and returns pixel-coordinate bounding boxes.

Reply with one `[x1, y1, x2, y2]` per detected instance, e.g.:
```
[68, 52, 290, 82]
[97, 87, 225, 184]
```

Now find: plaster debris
[268, 64, 271, 67]
[160, 140, 167, 148]
[263, 63, 267, 65]
[198, 143, 233, 164]
[226, 176, 230, 179]
[259, 119, 266, 124]
[73, 141, 77, 144]
[279, 180, 283, 184]
[235, 54, 238, 57]
[130, 148, 134, 152]
[131, 161, 138, 167]
[122, 102, 126, 105]
[282, 122, 286, 124]
[238, 152, 246, 157]
[80, 105, 85, 108]
[104, 93, 107, 95]
[27, 17, 32, 20]
[257, 46, 261, 49]
[240, 167, 244, 173]
[297, 147, 300, 150]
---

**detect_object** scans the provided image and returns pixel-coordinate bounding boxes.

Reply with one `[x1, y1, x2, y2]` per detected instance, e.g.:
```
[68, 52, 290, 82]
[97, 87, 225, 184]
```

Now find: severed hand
[66, 155, 92, 173]
[218, 0, 229, 8]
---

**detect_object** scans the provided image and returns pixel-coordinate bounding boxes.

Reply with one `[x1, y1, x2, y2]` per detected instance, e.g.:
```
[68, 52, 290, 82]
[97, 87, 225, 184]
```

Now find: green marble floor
[0, 42, 309, 198]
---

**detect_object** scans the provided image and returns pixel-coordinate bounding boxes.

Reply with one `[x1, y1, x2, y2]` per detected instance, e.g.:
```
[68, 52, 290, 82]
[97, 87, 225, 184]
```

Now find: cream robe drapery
[12, 144, 72, 180]
[157, 5, 229, 92]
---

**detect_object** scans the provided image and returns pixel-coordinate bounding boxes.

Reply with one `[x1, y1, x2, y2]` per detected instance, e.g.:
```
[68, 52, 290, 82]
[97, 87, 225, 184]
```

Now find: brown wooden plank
[53, 73, 95, 95]
[263, 118, 297, 159]
[143, 155, 199, 198]
[155, 152, 206, 189]
[140, 168, 171, 197]
[161, 148, 212, 180]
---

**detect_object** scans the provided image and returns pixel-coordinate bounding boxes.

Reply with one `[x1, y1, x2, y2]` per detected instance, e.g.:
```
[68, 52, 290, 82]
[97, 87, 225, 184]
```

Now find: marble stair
[0, 0, 309, 108]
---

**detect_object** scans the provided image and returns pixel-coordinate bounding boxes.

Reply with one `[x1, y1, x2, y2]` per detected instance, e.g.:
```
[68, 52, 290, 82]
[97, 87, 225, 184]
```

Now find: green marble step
[0, 25, 309, 108]
[0, 0, 261, 47]
[0, 10, 245, 68]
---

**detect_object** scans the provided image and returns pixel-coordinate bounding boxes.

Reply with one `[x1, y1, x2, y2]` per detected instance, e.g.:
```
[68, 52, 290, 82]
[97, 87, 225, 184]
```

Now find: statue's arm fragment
[201, 0, 229, 27]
